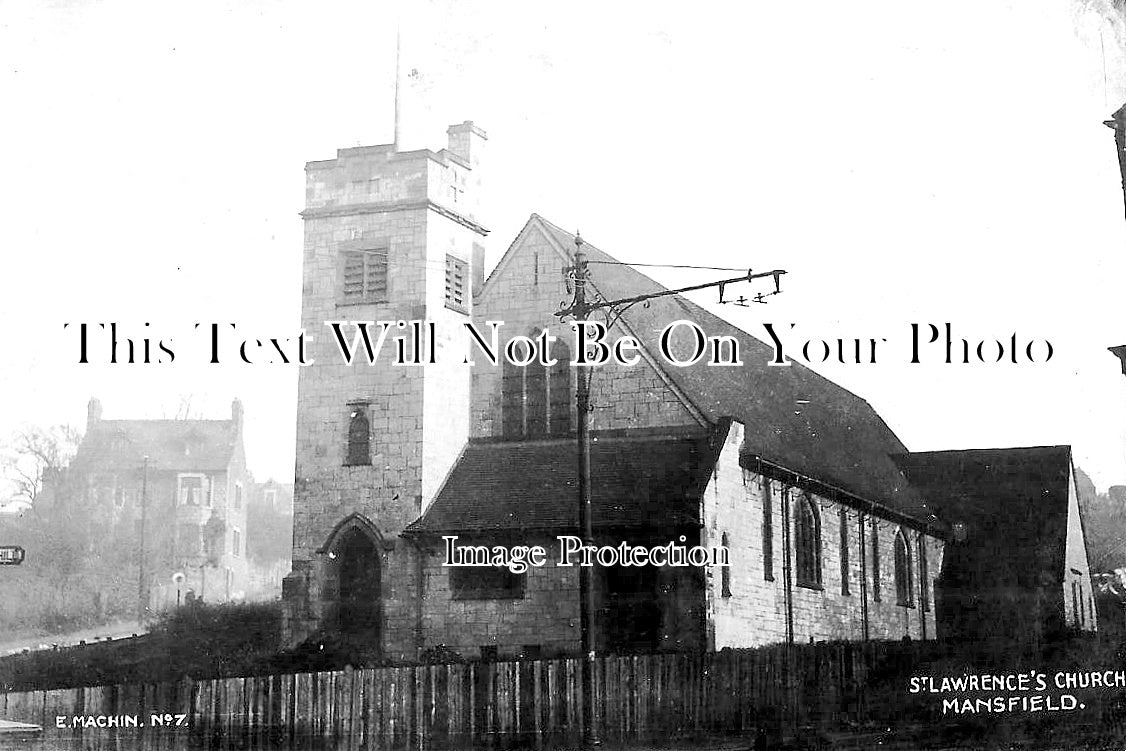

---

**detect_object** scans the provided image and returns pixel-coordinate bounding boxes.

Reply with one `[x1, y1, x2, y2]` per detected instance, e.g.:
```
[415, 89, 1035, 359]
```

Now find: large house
[49, 398, 253, 613]
[281, 124, 956, 660]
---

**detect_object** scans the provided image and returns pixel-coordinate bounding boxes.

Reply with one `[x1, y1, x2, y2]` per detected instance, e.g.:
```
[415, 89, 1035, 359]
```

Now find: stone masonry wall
[471, 218, 702, 437]
[703, 421, 944, 647]
[287, 134, 486, 653]
[414, 532, 705, 659]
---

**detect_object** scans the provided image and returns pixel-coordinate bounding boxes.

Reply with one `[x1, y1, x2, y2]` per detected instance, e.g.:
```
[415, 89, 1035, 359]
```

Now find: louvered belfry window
[341, 249, 389, 304]
[445, 255, 468, 311]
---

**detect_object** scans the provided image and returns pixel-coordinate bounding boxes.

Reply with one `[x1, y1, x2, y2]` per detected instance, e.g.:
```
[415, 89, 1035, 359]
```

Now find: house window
[340, 249, 389, 304]
[450, 567, 525, 600]
[114, 487, 125, 508]
[264, 489, 277, 508]
[720, 532, 732, 598]
[762, 478, 774, 581]
[894, 529, 913, 607]
[917, 534, 930, 612]
[345, 407, 371, 466]
[794, 494, 821, 589]
[233, 482, 243, 510]
[871, 521, 881, 602]
[232, 528, 241, 558]
[839, 510, 850, 595]
[445, 255, 468, 312]
[179, 475, 204, 506]
[501, 334, 572, 438]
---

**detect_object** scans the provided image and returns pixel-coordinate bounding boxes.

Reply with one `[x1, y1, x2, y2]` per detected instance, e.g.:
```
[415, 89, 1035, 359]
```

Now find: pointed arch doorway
[323, 514, 386, 650]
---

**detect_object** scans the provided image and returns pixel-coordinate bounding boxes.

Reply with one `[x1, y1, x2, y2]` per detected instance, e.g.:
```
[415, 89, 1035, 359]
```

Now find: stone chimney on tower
[446, 121, 486, 170]
[87, 397, 102, 432]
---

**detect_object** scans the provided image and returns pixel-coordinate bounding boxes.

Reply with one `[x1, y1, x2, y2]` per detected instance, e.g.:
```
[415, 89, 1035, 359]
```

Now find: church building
[280, 123, 953, 660]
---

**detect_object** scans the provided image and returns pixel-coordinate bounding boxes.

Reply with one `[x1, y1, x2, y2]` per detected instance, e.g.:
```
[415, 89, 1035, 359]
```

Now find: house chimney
[87, 398, 102, 432]
[231, 398, 244, 434]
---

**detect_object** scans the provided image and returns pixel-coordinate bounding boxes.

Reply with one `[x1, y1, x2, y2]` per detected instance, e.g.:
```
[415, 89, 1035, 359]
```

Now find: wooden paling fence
[0, 643, 923, 750]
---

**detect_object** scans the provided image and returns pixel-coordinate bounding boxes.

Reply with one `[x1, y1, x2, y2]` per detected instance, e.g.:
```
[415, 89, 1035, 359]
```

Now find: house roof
[72, 419, 238, 474]
[892, 446, 1074, 585]
[1110, 345, 1126, 376]
[528, 216, 935, 525]
[406, 432, 713, 534]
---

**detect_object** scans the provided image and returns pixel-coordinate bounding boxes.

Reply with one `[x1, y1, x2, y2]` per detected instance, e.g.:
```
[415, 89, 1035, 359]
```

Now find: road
[0, 620, 146, 656]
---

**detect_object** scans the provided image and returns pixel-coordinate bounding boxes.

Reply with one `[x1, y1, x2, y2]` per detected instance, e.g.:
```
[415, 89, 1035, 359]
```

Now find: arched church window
[501, 331, 573, 438]
[794, 494, 821, 588]
[345, 407, 371, 466]
[894, 529, 914, 607]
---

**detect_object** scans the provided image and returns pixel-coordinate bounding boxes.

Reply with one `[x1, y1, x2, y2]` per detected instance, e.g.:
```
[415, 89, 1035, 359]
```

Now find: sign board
[0, 546, 25, 565]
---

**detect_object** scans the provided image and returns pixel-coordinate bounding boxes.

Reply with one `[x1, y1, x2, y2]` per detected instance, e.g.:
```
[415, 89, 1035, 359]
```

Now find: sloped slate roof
[72, 420, 237, 473]
[532, 217, 933, 523]
[892, 446, 1073, 585]
[407, 433, 712, 533]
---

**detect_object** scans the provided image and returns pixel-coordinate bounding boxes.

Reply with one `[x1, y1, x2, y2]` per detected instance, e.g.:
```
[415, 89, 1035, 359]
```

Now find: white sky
[2, 0, 1126, 491]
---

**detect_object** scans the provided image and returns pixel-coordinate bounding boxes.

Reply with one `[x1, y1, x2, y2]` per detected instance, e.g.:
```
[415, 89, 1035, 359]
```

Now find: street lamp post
[557, 232, 786, 749]
[570, 236, 599, 748]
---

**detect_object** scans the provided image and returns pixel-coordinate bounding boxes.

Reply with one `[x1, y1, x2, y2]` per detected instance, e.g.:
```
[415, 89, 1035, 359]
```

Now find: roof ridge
[534, 217, 901, 431]
[899, 444, 1071, 457]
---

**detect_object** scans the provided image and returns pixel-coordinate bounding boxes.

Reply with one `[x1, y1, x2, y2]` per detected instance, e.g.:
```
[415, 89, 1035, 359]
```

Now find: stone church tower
[282, 122, 487, 656]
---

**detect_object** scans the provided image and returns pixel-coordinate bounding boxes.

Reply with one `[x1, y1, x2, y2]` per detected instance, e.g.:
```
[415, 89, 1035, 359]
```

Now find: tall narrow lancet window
[720, 532, 732, 597]
[548, 339, 572, 435]
[345, 407, 371, 466]
[872, 521, 881, 602]
[525, 357, 547, 437]
[500, 331, 573, 439]
[502, 358, 524, 437]
[794, 494, 821, 588]
[894, 529, 913, 607]
[918, 534, 930, 611]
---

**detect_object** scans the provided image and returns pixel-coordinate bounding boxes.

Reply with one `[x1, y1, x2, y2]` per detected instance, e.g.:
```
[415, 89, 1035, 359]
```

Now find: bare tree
[162, 395, 205, 421]
[0, 425, 81, 504]
[1076, 467, 1126, 573]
